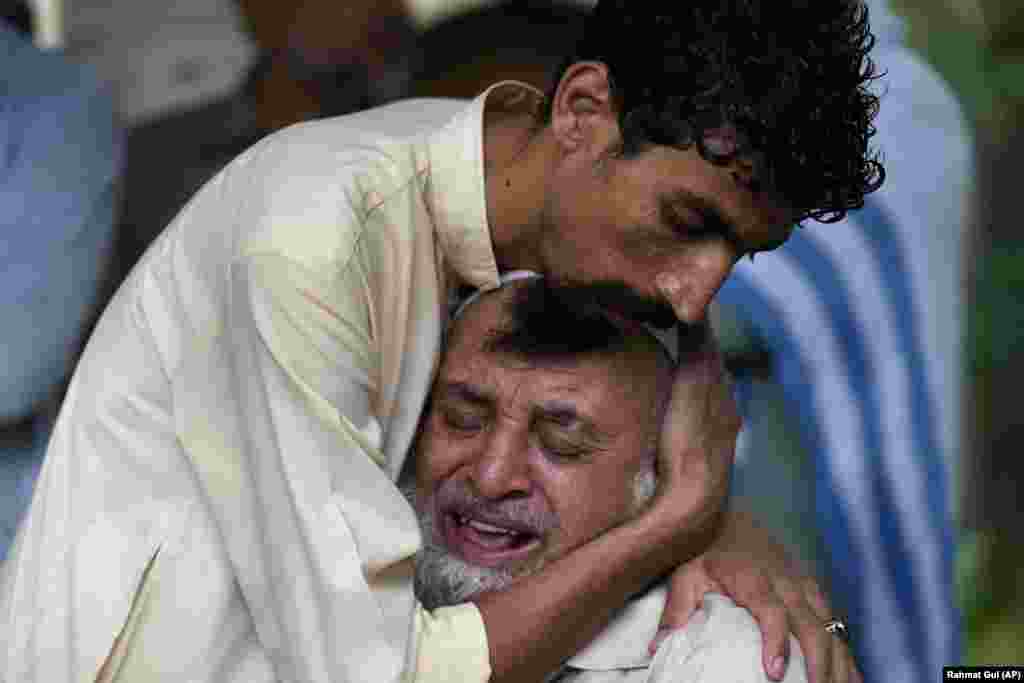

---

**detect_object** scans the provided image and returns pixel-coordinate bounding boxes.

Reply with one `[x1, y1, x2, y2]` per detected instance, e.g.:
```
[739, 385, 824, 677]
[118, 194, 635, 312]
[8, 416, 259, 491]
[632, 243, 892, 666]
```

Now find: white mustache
[432, 480, 559, 537]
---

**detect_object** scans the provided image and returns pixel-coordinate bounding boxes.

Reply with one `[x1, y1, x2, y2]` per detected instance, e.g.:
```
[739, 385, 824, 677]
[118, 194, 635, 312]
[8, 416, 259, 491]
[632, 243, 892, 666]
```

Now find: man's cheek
[552, 504, 603, 554]
[415, 437, 448, 490]
[423, 438, 476, 487]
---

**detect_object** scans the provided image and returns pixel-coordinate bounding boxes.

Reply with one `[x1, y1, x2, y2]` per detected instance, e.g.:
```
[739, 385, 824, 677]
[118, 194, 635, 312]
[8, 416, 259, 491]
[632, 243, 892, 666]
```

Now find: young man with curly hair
[1, 3, 881, 683]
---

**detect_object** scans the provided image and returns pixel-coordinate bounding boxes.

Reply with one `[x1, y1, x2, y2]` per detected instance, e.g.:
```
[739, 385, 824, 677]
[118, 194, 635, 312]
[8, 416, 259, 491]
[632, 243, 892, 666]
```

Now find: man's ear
[549, 61, 621, 158]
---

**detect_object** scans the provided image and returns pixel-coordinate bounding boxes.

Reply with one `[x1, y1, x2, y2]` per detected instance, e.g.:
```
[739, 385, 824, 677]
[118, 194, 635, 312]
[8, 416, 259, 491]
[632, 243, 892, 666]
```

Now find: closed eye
[441, 405, 487, 433]
[665, 210, 745, 258]
[662, 199, 730, 239]
[435, 381, 492, 435]
[537, 430, 589, 461]
[660, 192, 784, 261]
[533, 413, 605, 463]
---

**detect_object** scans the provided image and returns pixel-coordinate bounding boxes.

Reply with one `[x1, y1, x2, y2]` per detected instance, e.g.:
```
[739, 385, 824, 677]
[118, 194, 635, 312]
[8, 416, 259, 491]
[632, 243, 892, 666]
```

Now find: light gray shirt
[554, 590, 808, 683]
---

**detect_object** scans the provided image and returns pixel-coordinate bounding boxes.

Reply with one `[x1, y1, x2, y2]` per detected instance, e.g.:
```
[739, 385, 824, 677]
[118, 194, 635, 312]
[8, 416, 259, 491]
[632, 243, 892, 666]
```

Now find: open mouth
[441, 511, 542, 568]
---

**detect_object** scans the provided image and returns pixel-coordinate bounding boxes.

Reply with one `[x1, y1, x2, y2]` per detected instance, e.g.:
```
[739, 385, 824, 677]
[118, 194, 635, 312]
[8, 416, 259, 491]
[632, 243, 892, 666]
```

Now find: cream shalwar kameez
[0, 82, 545, 683]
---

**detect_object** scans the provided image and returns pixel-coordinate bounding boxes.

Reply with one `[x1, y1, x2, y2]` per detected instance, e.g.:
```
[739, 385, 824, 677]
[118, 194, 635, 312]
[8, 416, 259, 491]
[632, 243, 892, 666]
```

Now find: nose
[467, 423, 533, 500]
[658, 243, 736, 324]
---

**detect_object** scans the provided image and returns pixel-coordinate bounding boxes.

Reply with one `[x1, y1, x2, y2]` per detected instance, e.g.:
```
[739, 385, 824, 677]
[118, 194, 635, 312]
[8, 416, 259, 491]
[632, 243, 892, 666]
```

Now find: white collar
[423, 81, 544, 292]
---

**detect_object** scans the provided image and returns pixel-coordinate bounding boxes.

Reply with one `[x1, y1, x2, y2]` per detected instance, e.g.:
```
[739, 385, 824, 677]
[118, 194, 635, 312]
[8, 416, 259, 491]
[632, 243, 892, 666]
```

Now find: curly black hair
[544, 0, 885, 223]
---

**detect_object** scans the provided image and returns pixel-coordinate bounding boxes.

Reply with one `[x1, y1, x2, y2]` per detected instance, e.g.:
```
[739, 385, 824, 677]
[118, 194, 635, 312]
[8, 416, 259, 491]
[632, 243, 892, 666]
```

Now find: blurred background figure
[0, 5, 123, 560]
[713, 0, 970, 677]
[83, 0, 421, 279]
[409, 0, 585, 99]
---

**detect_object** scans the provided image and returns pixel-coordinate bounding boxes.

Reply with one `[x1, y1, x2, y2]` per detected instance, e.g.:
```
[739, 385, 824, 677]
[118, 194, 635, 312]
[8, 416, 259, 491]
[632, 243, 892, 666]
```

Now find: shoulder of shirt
[236, 97, 466, 176]
[650, 593, 807, 683]
[219, 97, 468, 270]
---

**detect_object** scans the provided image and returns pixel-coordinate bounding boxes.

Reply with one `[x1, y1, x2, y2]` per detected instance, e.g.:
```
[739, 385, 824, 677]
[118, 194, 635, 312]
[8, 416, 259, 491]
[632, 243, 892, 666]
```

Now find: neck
[483, 99, 553, 273]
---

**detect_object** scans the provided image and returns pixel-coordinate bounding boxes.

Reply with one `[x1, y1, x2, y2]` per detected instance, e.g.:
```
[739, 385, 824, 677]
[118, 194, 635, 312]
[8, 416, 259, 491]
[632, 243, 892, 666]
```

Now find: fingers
[663, 559, 722, 626]
[773, 573, 838, 683]
[699, 545, 794, 680]
[661, 561, 705, 628]
[803, 576, 855, 683]
[822, 605, 859, 683]
[780, 573, 864, 683]
[686, 510, 857, 683]
[651, 558, 722, 655]
[802, 575, 832, 618]
[831, 637, 850, 683]
[731, 572, 792, 680]
[788, 600, 833, 683]
[826, 626, 860, 683]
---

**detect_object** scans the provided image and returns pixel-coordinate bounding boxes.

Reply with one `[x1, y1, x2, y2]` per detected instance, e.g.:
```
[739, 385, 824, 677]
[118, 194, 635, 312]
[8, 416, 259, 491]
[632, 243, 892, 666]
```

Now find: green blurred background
[896, 0, 1024, 663]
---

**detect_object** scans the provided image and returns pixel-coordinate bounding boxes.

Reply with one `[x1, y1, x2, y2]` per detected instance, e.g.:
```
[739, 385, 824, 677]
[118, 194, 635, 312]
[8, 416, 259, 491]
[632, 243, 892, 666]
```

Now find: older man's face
[409, 285, 669, 608]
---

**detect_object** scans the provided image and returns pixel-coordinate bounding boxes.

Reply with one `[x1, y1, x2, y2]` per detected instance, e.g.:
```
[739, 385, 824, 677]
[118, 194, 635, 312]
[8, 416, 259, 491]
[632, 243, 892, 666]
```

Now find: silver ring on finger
[823, 618, 851, 645]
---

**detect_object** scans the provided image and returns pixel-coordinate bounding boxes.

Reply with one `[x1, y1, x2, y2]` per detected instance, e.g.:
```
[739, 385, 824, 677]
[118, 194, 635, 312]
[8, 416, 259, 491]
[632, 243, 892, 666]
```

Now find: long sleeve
[203, 249, 423, 682]
[205, 237, 491, 683]
[85, 240, 424, 681]
[84, 246, 490, 683]
[414, 603, 492, 682]
[2, 91, 500, 683]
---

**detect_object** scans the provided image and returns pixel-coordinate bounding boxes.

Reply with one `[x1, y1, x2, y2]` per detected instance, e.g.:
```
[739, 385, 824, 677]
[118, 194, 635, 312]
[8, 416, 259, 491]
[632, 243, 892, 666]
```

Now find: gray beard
[413, 508, 520, 611]
[400, 481, 530, 610]
[402, 468, 656, 610]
